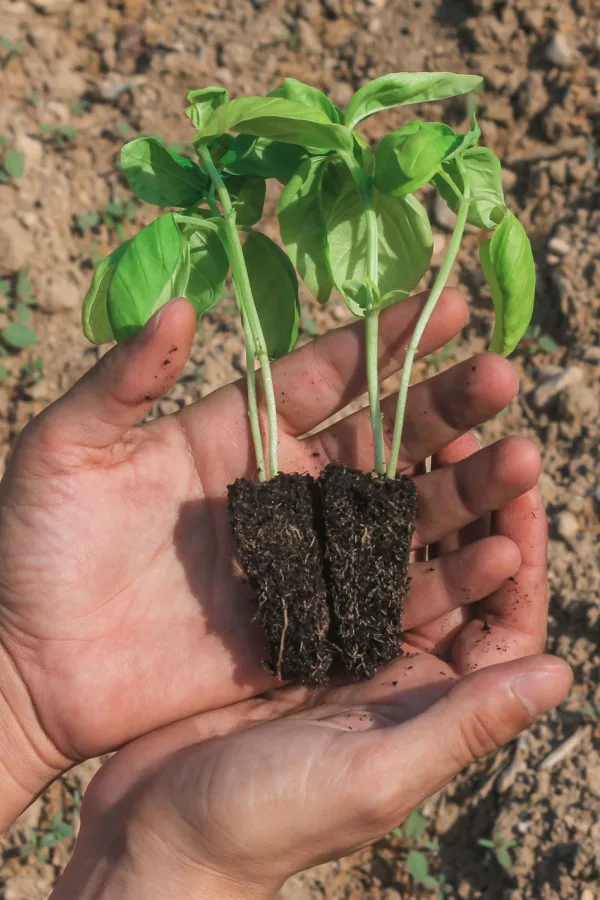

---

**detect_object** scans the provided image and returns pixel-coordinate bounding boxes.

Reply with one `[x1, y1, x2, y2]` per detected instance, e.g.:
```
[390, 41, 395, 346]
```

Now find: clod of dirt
[228, 473, 332, 685]
[320, 464, 418, 681]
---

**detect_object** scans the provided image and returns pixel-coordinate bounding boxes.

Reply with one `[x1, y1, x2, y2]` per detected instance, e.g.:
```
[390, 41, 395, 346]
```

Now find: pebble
[545, 33, 581, 69]
[532, 366, 584, 409]
[0, 221, 33, 275]
[581, 889, 596, 900]
[39, 275, 81, 313]
[548, 237, 571, 257]
[557, 510, 579, 544]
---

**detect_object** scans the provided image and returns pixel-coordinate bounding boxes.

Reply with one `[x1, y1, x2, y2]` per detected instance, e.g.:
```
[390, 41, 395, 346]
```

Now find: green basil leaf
[375, 120, 457, 195]
[195, 96, 353, 154]
[341, 278, 379, 316]
[82, 242, 130, 344]
[183, 224, 229, 317]
[278, 156, 334, 304]
[108, 214, 187, 341]
[345, 71, 484, 130]
[282, 78, 341, 123]
[445, 114, 482, 161]
[229, 176, 266, 225]
[434, 146, 506, 230]
[242, 231, 300, 359]
[121, 137, 208, 208]
[186, 86, 229, 132]
[352, 131, 375, 177]
[325, 173, 433, 317]
[223, 134, 307, 182]
[480, 213, 536, 356]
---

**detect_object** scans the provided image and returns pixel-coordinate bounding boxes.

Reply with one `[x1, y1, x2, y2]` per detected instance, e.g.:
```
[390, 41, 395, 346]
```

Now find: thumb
[369, 655, 572, 821]
[30, 298, 197, 454]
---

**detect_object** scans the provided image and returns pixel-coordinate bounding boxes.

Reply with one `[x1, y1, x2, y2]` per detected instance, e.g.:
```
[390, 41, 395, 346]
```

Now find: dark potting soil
[320, 464, 418, 681]
[228, 473, 333, 685]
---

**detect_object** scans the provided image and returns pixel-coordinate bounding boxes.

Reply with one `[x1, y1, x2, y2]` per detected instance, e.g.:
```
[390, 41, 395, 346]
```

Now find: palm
[0, 295, 544, 763]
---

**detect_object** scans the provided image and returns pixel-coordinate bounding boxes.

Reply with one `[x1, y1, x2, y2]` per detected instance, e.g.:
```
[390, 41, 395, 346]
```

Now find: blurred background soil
[0, 0, 598, 897]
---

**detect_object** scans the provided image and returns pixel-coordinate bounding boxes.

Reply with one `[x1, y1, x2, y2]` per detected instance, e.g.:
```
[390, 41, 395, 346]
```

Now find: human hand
[53, 477, 571, 899]
[0, 290, 542, 822]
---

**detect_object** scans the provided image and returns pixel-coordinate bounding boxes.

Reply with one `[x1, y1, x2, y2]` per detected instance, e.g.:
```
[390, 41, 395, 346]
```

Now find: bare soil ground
[0, 0, 598, 897]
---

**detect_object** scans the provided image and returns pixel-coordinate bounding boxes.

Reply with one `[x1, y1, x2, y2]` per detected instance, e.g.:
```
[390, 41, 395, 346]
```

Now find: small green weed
[580, 702, 600, 723]
[0, 35, 25, 67]
[0, 269, 38, 351]
[393, 810, 450, 897]
[76, 199, 139, 242]
[20, 809, 74, 863]
[477, 833, 518, 870]
[524, 324, 558, 355]
[38, 123, 77, 147]
[0, 135, 25, 183]
[426, 340, 455, 372]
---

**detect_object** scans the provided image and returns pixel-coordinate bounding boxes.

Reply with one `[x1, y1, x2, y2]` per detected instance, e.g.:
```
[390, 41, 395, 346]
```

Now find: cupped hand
[0, 291, 541, 792]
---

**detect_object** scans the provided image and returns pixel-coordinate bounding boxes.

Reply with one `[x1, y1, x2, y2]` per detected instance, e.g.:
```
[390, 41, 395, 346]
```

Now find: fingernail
[137, 298, 180, 344]
[511, 670, 558, 718]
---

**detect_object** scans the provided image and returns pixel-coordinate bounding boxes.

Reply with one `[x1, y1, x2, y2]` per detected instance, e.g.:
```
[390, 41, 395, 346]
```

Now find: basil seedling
[194, 73, 533, 477]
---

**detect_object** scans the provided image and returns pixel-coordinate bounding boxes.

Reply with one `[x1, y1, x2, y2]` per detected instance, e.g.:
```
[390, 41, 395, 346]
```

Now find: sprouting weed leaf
[477, 839, 496, 849]
[16, 303, 30, 322]
[325, 171, 433, 316]
[375, 120, 457, 196]
[230, 176, 266, 226]
[407, 849, 430, 883]
[278, 155, 334, 304]
[0, 364, 9, 382]
[480, 212, 536, 356]
[3, 150, 24, 179]
[77, 211, 101, 231]
[495, 847, 513, 870]
[121, 137, 208, 208]
[181, 222, 229, 318]
[186, 86, 229, 132]
[82, 242, 129, 344]
[435, 146, 506, 230]
[422, 840, 441, 852]
[108, 214, 187, 342]
[0, 279, 10, 294]
[403, 808, 430, 843]
[281, 78, 341, 124]
[194, 96, 353, 155]
[1, 322, 37, 349]
[117, 119, 133, 138]
[344, 71, 484, 130]
[580, 705, 599, 721]
[538, 334, 558, 353]
[223, 134, 307, 183]
[16, 267, 34, 305]
[300, 314, 318, 337]
[242, 230, 300, 359]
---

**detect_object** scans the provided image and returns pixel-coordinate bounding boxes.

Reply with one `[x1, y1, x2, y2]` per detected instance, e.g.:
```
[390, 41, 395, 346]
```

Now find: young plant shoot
[81, 72, 536, 685]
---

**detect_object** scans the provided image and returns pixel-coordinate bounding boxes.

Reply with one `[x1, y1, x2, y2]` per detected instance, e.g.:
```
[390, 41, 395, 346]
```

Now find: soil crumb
[320, 464, 418, 681]
[228, 473, 332, 685]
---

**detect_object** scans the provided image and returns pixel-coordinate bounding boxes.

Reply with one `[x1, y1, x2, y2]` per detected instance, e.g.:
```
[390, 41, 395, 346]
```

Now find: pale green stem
[342, 152, 386, 475]
[387, 187, 471, 479]
[198, 145, 278, 479]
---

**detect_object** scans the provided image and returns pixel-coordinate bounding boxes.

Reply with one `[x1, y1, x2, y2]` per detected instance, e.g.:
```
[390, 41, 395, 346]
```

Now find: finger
[450, 487, 549, 673]
[355, 656, 572, 831]
[430, 432, 489, 555]
[274, 288, 468, 437]
[413, 437, 541, 549]
[313, 354, 518, 472]
[402, 537, 521, 632]
[28, 298, 197, 455]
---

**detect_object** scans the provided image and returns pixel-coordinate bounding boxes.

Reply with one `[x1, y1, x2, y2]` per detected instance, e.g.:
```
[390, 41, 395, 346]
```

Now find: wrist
[51, 824, 274, 900]
[0, 647, 67, 830]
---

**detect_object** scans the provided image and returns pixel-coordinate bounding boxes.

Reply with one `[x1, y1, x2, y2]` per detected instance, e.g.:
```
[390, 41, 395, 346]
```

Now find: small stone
[587, 766, 600, 799]
[330, 80, 353, 108]
[548, 237, 571, 257]
[545, 33, 581, 69]
[532, 366, 584, 409]
[297, 19, 321, 54]
[27, 0, 73, 11]
[433, 192, 457, 231]
[0, 220, 33, 275]
[556, 510, 579, 543]
[501, 168, 517, 191]
[14, 133, 43, 168]
[158, 398, 182, 417]
[39, 275, 81, 313]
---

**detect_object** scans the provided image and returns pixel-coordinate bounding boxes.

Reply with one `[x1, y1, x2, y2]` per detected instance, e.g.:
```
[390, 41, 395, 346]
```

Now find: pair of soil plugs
[82, 72, 536, 685]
